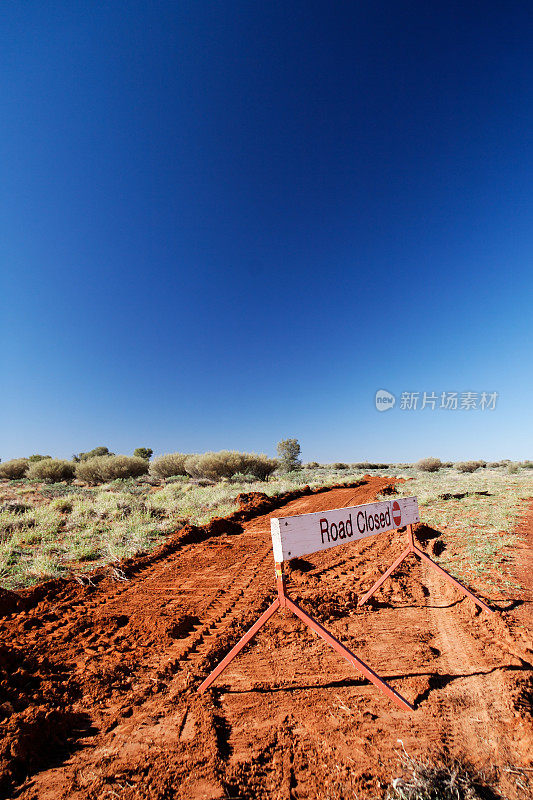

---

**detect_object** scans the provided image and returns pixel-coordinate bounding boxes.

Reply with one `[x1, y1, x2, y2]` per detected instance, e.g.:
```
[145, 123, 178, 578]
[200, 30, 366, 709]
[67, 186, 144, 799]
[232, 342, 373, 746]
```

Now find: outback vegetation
[416, 457, 443, 472]
[0, 446, 530, 592]
[0, 449, 531, 800]
[276, 438, 302, 471]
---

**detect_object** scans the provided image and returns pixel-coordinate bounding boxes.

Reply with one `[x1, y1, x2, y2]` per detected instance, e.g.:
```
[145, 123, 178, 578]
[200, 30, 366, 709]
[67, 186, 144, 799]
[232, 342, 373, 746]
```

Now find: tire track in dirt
[1, 480, 395, 799]
[2, 477, 531, 800]
[421, 559, 531, 798]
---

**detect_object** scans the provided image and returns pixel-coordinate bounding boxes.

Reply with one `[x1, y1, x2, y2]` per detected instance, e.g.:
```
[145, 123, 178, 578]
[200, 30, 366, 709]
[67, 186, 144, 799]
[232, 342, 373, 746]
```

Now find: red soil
[0, 478, 531, 799]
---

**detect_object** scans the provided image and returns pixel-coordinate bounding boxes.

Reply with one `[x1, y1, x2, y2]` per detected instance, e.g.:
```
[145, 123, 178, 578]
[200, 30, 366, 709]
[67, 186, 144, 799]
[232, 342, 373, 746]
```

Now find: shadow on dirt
[219, 663, 532, 710]
[168, 614, 202, 639]
[412, 662, 532, 707]
[438, 491, 492, 500]
[365, 596, 465, 611]
[491, 598, 524, 612]
[288, 558, 315, 573]
[415, 524, 442, 543]
[1, 709, 96, 797]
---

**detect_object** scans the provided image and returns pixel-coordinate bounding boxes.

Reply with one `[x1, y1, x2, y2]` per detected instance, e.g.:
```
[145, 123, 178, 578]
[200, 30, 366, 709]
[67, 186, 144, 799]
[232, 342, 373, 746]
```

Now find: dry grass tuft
[386, 744, 496, 800]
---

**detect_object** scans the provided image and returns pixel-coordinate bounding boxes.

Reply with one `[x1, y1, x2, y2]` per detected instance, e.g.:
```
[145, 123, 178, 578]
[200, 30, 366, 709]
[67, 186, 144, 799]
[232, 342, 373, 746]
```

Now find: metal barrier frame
[197, 522, 494, 709]
[198, 562, 414, 710]
[358, 524, 494, 614]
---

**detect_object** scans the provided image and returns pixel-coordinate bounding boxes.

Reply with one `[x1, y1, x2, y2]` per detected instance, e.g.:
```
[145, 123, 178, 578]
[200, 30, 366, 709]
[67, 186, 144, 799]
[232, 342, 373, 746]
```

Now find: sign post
[197, 495, 495, 707]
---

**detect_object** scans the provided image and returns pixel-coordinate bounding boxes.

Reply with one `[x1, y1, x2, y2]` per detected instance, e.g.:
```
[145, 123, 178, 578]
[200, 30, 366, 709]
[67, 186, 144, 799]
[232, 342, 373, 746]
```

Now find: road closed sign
[270, 496, 419, 562]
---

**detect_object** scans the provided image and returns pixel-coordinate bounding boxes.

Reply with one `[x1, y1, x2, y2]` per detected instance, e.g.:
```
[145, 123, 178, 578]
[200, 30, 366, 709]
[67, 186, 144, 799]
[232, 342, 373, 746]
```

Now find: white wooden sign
[270, 496, 419, 562]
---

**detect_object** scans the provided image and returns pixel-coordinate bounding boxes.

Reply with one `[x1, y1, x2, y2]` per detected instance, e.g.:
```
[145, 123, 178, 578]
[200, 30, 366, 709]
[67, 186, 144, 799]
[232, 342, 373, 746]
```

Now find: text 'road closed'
[271, 497, 419, 562]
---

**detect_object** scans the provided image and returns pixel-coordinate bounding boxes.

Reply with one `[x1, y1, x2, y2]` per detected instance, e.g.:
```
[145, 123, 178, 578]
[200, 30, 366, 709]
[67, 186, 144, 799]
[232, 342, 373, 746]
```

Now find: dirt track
[0, 479, 531, 799]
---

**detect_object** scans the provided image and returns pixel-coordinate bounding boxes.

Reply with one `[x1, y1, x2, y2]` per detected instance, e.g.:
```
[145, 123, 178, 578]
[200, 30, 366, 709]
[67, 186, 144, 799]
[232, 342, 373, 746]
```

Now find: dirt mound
[0, 477, 530, 799]
[0, 590, 22, 617]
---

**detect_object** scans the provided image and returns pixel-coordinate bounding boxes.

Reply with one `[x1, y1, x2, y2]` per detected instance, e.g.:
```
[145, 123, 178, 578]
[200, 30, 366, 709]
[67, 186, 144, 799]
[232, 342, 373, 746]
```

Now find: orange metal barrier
[198, 561, 414, 710]
[358, 524, 494, 614]
[197, 520, 495, 710]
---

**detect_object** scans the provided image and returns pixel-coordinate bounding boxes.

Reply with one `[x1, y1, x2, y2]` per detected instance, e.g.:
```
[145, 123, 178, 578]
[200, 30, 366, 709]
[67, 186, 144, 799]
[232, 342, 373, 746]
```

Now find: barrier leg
[198, 598, 281, 692]
[358, 545, 413, 606]
[412, 547, 494, 614]
[285, 596, 414, 711]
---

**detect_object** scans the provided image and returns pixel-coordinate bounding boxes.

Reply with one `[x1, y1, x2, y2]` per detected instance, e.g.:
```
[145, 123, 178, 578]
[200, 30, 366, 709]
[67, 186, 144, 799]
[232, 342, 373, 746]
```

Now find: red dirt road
[0, 479, 531, 799]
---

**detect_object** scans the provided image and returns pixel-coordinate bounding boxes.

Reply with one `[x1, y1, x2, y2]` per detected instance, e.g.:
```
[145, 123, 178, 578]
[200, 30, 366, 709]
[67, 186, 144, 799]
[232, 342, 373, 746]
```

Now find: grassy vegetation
[0, 466, 359, 588]
[0, 462, 530, 591]
[393, 466, 532, 592]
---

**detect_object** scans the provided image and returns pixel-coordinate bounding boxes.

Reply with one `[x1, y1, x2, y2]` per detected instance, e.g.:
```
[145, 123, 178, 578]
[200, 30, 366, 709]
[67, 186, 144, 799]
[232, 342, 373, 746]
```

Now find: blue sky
[1, 1, 532, 463]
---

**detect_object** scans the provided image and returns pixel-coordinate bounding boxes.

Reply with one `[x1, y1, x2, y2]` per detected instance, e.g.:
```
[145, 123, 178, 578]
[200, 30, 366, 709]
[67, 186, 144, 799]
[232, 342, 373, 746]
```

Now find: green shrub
[183, 450, 278, 482]
[28, 454, 52, 463]
[508, 463, 519, 474]
[276, 439, 301, 472]
[0, 459, 29, 479]
[184, 451, 245, 481]
[416, 457, 442, 472]
[134, 447, 153, 461]
[245, 454, 278, 481]
[332, 462, 348, 470]
[520, 460, 533, 469]
[230, 472, 257, 484]
[455, 461, 483, 473]
[305, 462, 320, 469]
[74, 446, 114, 462]
[27, 459, 76, 483]
[149, 453, 189, 479]
[49, 496, 74, 513]
[76, 455, 148, 484]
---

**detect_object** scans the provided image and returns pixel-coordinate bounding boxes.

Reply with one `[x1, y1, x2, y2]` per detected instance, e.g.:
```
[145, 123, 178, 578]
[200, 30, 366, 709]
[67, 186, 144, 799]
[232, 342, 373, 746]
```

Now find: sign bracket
[358, 524, 494, 614]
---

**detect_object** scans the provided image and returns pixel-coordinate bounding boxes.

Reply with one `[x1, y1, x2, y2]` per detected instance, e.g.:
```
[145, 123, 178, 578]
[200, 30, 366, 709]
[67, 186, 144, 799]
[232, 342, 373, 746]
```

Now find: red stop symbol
[392, 501, 402, 527]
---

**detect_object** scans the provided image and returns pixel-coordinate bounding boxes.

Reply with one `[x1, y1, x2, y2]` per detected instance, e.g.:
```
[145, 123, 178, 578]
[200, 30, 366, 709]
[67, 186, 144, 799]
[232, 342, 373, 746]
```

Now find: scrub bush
[28, 454, 52, 463]
[74, 446, 114, 462]
[149, 453, 189, 479]
[332, 462, 348, 470]
[416, 457, 442, 472]
[305, 462, 320, 469]
[0, 459, 29, 479]
[27, 459, 76, 483]
[185, 451, 234, 480]
[184, 451, 278, 482]
[246, 454, 278, 481]
[455, 461, 483, 473]
[76, 455, 148, 484]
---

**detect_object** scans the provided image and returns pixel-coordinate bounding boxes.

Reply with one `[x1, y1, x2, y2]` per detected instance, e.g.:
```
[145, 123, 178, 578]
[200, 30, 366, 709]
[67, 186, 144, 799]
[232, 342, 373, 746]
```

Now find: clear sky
[1, 1, 532, 463]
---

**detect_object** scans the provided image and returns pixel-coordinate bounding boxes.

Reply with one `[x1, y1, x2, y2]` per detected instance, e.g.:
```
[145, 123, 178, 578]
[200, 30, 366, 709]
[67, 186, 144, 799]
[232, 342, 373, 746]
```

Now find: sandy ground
[0, 478, 531, 799]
